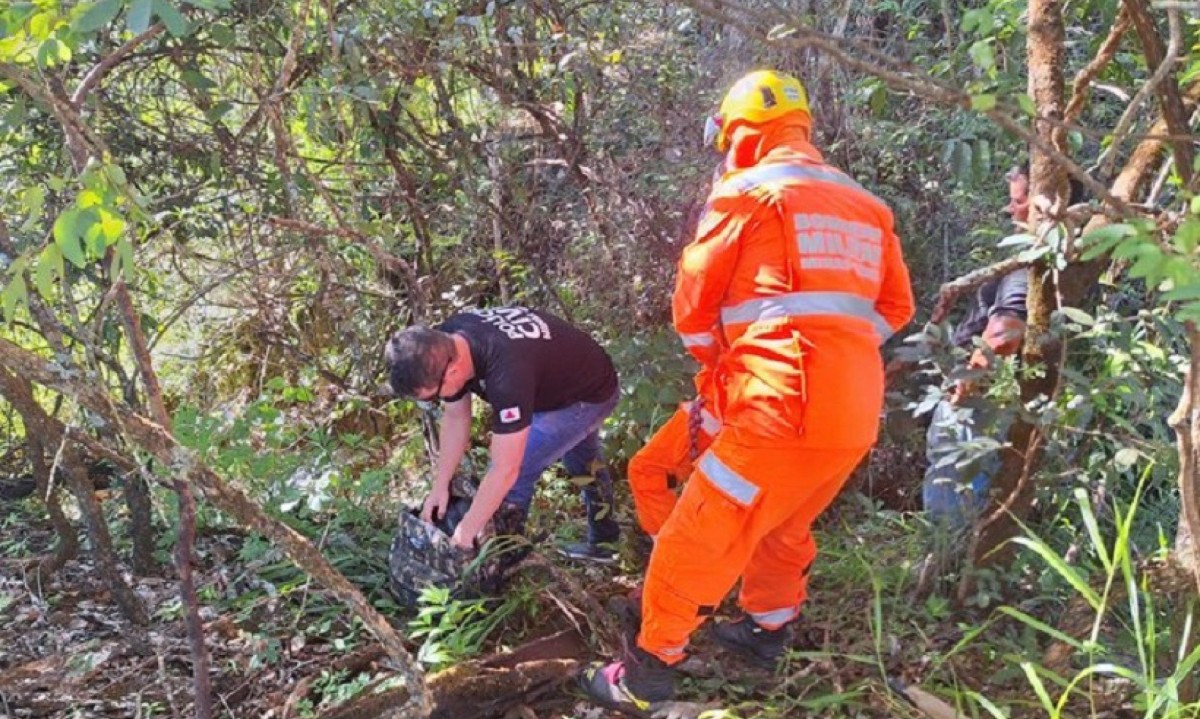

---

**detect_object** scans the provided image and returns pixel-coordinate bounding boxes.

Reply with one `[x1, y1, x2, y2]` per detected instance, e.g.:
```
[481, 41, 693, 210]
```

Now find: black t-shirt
[436, 307, 618, 434]
[952, 269, 1029, 348]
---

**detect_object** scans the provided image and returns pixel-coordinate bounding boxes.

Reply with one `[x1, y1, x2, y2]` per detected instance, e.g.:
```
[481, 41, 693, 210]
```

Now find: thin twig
[72, 24, 166, 107]
[1102, 6, 1182, 178]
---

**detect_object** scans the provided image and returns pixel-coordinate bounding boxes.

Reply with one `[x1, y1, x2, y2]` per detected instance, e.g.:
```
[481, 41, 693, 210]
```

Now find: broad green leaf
[1174, 217, 1200, 253]
[969, 40, 995, 72]
[34, 244, 61, 299]
[2, 275, 27, 324]
[29, 11, 57, 40]
[209, 22, 234, 46]
[36, 37, 71, 67]
[970, 93, 997, 112]
[1057, 306, 1094, 326]
[1079, 223, 1134, 258]
[78, 189, 103, 208]
[127, 0, 152, 33]
[1127, 244, 1165, 282]
[180, 69, 215, 90]
[152, 0, 189, 36]
[98, 207, 125, 245]
[1017, 93, 1036, 117]
[84, 219, 107, 256]
[74, 0, 124, 33]
[53, 209, 86, 268]
[1163, 283, 1200, 302]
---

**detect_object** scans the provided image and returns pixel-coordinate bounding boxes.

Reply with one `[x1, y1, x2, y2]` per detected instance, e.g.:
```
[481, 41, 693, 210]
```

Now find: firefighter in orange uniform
[581, 70, 916, 710]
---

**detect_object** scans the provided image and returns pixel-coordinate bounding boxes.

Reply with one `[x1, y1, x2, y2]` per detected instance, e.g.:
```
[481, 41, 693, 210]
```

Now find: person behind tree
[384, 306, 621, 562]
[921, 164, 1031, 525]
[579, 69, 915, 711]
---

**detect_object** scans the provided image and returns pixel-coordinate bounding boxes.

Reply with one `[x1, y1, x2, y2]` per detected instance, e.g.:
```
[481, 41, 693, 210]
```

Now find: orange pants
[637, 431, 868, 663]
[628, 402, 719, 536]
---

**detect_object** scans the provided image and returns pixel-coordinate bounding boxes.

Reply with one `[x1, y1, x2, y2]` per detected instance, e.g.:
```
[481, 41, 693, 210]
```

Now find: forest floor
[0, 471, 1136, 719]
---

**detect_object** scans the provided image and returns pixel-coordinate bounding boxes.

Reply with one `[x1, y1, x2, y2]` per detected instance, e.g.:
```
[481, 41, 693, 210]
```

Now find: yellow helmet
[704, 70, 810, 152]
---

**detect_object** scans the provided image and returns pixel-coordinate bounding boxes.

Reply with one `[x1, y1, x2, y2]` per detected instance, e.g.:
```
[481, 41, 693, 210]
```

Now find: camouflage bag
[387, 496, 524, 609]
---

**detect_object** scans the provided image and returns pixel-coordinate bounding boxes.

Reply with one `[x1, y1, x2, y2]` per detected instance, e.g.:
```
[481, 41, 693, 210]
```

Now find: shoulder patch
[499, 406, 522, 423]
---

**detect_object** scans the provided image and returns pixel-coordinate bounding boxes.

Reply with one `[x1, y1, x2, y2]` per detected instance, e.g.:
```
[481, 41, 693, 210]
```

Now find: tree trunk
[27, 431, 78, 576]
[961, 0, 1069, 588]
[124, 468, 156, 575]
[65, 448, 149, 625]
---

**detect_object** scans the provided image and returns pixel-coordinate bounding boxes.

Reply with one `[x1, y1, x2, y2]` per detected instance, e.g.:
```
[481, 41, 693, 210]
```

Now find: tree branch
[1064, 5, 1130, 126]
[675, 0, 1134, 217]
[72, 24, 166, 107]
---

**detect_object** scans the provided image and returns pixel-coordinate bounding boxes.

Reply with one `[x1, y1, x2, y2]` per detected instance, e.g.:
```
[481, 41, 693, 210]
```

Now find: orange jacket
[672, 120, 914, 448]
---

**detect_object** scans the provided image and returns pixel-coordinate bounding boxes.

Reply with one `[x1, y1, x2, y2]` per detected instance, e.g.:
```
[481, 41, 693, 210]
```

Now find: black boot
[711, 615, 794, 668]
[579, 646, 675, 712]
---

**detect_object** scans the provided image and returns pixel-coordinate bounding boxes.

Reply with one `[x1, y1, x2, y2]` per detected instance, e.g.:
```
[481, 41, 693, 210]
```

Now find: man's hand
[449, 510, 485, 550]
[421, 484, 450, 524]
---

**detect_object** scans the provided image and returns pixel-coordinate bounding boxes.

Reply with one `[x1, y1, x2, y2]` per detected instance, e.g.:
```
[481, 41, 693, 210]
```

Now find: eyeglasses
[415, 357, 453, 409]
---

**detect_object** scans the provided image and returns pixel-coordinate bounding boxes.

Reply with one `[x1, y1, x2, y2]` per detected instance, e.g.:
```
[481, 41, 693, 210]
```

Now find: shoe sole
[558, 550, 619, 565]
[575, 673, 655, 718]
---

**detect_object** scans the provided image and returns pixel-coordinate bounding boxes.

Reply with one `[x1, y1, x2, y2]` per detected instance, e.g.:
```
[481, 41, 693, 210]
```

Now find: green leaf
[1114, 447, 1139, 469]
[116, 237, 135, 282]
[1020, 662, 1056, 714]
[1163, 283, 1200, 302]
[97, 207, 126, 245]
[1017, 94, 1036, 117]
[53, 209, 87, 268]
[127, 0, 152, 33]
[969, 40, 995, 73]
[2, 275, 27, 324]
[998, 606, 1087, 649]
[1175, 217, 1200, 253]
[34, 244, 61, 299]
[1011, 536, 1101, 610]
[970, 93, 997, 112]
[19, 185, 44, 233]
[1057, 306, 1094, 326]
[36, 37, 71, 68]
[1074, 488, 1111, 572]
[74, 0, 124, 33]
[208, 22, 234, 46]
[152, 0, 189, 36]
[85, 219, 107, 256]
[953, 140, 972, 181]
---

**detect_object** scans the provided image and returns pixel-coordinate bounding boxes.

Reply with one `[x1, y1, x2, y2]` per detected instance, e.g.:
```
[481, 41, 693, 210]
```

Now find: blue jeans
[922, 398, 1004, 527]
[502, 390, 621, 544]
